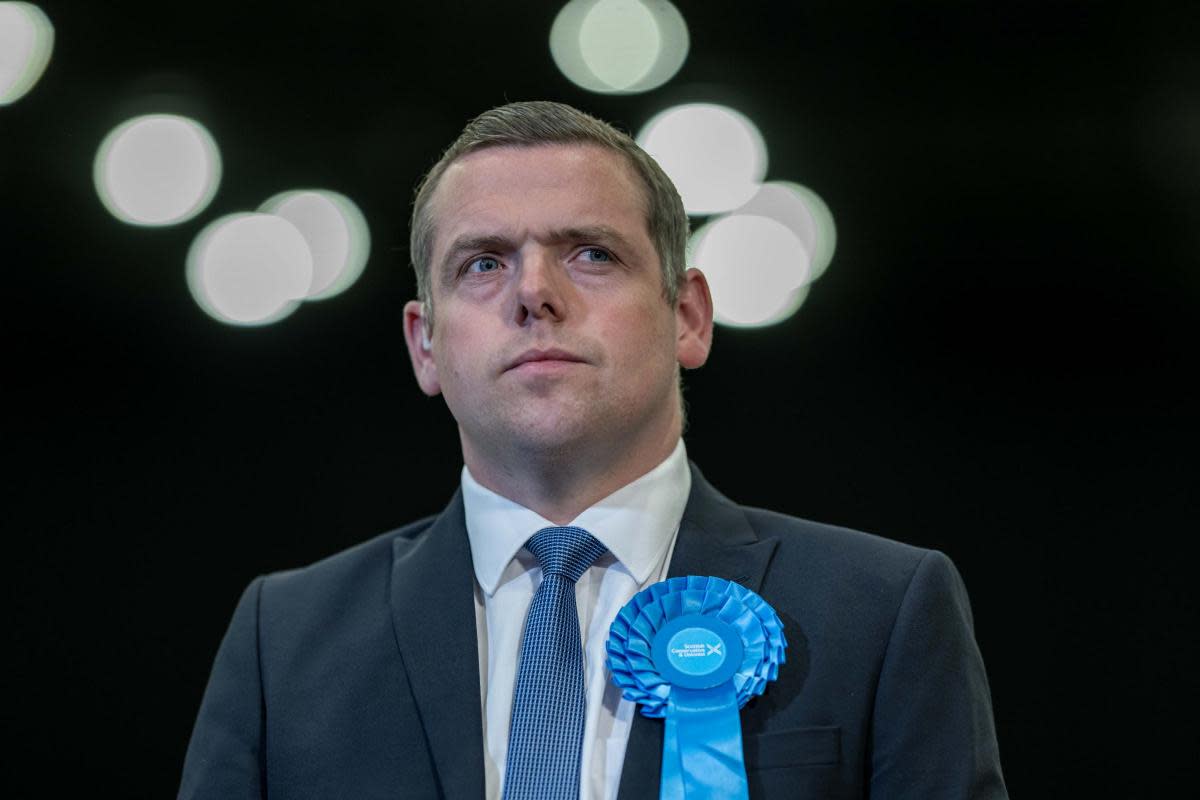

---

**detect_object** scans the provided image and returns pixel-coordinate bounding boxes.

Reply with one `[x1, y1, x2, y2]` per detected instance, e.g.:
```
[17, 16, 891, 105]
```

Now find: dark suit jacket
[179, 463, 1007, 799]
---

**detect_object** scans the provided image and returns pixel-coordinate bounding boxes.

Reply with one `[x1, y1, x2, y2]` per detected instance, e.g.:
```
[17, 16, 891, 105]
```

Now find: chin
[503, 411, 605, 456]
[511, 424, 590, 455]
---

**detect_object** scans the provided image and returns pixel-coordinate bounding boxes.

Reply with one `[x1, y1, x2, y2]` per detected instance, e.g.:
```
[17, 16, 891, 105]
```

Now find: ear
[403, 300, 442, 397]
[675, 268, 714, 369]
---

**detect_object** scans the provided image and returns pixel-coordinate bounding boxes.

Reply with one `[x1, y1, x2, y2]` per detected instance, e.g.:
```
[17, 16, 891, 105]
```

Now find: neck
[461, 426, 681, 525]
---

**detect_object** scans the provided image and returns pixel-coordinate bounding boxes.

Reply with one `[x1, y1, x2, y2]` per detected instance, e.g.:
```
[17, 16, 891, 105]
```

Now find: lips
[505, 348, 587, 372]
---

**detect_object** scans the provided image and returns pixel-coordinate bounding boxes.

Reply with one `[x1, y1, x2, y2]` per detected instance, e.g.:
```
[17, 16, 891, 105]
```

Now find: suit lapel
[617, 463, 780, 800]
[389, 490, 485, 800]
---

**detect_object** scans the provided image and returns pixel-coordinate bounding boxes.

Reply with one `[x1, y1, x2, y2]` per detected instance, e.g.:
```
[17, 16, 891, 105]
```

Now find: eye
[578, 247, 612, 263]
[465, 255, 502, 274]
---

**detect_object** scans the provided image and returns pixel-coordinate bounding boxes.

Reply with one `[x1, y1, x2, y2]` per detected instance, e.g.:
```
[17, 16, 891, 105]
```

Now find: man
[179, 101, 1007, 799]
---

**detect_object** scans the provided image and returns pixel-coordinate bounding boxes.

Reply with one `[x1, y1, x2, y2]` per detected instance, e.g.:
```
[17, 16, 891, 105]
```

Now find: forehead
[427, 143, 652, 256]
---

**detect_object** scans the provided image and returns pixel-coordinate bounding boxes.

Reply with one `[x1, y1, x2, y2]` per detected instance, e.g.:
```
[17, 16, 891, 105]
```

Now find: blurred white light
[733, 181, 837, 283]
[258, 190, 370, 300]
[94, 114, 221, 226]
[690, 213, 811, 328]
[550, 0, 688, 94]
[0, 2, 53, 105]
[581, 0, 658, 90]
[638, 103, 767, 215]
[186, 213, 313, 326]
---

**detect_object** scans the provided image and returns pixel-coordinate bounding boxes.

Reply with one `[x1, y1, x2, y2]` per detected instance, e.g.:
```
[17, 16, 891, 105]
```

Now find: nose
[514, 248, 568, 325]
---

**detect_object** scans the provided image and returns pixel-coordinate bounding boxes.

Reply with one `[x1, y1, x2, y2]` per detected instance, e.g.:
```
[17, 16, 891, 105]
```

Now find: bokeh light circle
[638, 103, 767, 215]
[581, 0, 659, 90]
[0, 2, 54, 105]
[733, 181, 837, 283]
[690, 213, 811, 328]
[186, 213, 313, 326]
[258, 190, 370, 300]
[550, 0, 688, 94]
[94, 114, 221, 226]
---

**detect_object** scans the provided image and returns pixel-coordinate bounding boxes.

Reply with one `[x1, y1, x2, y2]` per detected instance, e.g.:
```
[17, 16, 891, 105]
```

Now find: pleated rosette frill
[605, 575, 787, 717]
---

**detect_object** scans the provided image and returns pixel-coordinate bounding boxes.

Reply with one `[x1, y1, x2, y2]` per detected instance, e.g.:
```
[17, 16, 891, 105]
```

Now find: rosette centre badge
[655, 616, 743, 687]
[607, 576, 787, 800]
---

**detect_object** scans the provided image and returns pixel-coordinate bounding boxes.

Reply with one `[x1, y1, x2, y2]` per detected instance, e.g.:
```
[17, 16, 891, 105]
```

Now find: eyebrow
[439, 225, 638, 280]
[549, 225, 635, 252]
[439, 234, 515, 276]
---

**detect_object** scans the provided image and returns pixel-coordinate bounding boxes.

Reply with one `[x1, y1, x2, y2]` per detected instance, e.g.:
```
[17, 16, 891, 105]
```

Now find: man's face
[404, 143, 710, 469]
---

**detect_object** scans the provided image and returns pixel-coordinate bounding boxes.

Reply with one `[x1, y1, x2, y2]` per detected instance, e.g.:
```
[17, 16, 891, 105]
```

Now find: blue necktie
[502, 526, 608, 800]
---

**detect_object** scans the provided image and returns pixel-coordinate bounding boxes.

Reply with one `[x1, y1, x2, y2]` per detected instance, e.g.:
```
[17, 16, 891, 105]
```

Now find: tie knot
[525, 526, 607, 583]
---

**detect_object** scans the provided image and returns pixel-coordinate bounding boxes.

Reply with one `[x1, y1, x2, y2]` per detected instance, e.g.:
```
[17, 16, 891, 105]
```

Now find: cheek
[606, 308, 676, 373]
[433, 336, 483, 398]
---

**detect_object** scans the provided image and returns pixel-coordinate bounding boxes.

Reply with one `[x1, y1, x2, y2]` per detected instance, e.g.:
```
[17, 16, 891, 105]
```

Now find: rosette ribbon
[607, 576, 787, 800]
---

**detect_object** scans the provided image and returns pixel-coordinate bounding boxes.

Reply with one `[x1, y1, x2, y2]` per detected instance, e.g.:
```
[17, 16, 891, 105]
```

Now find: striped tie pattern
[502, 526, 607, 800]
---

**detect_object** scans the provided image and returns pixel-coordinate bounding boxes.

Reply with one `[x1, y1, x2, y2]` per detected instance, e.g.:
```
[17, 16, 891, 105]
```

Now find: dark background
[5, 1, 1197, 796]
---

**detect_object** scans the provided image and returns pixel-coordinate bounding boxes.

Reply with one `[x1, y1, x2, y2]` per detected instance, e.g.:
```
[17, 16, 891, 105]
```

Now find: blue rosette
[607, 576, 787, 800]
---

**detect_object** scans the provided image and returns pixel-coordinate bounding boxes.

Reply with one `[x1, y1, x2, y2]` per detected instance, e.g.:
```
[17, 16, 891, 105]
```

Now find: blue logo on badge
[651, 614, 744, 689]
[666, 627, 727, 676]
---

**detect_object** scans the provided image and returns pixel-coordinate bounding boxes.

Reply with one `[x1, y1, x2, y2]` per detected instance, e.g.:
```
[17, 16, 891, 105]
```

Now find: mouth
[505, 348, 588, 373]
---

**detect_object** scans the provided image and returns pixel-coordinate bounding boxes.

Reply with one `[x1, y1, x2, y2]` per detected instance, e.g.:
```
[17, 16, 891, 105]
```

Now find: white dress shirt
[462, 439, 690, 800]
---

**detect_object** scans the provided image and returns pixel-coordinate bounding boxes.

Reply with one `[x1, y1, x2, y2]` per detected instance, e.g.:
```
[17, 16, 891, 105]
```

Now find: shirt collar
[462, 439, 691, 596]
